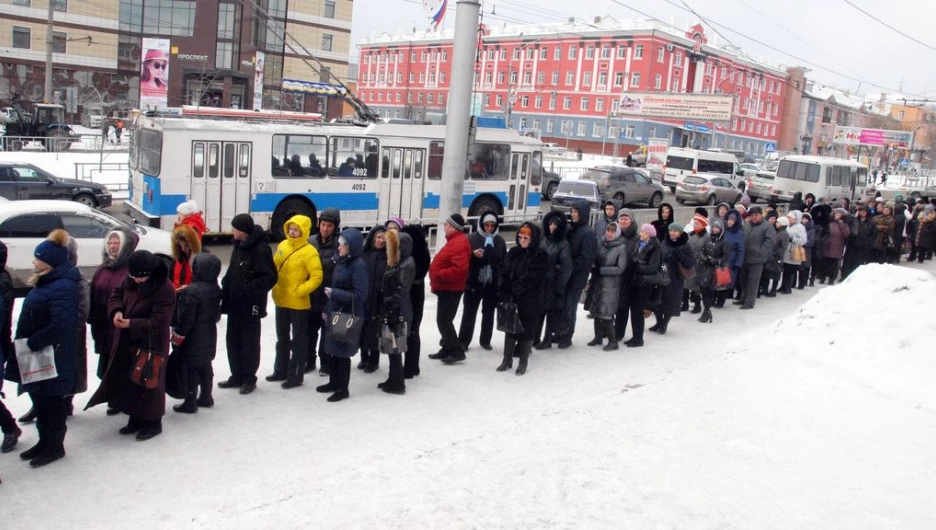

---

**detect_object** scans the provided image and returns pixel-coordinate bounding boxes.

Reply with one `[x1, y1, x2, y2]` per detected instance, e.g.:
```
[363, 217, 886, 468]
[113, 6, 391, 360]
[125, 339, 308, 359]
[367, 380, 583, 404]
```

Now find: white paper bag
[14, 338, 57, 385]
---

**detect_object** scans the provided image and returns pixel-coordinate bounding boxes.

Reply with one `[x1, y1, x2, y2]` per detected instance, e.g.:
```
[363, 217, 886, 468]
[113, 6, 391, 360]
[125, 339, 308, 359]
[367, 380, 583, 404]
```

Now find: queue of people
[1, 192, 932, 473]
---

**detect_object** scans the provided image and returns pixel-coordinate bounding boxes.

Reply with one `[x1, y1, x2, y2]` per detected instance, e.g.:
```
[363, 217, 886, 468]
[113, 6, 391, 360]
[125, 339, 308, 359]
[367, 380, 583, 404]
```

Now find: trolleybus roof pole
[439, 0, 482, 239]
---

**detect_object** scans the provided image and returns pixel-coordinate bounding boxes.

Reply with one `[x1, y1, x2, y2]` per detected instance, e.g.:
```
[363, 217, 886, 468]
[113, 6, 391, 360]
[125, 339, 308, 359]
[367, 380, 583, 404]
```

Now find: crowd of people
[0, 190, 933, 473]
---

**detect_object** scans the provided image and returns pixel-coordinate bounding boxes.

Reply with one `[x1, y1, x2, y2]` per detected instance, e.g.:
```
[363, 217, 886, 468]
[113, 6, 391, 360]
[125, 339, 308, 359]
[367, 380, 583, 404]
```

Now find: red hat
[144, 48, 168, 62]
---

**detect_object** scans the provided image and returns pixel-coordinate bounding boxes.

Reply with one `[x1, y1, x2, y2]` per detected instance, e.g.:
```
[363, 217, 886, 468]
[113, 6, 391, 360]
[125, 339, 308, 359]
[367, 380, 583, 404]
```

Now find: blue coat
[14, 262, 80, 396]
[324, 229, 369, 358]
[724, 210, 747, 287]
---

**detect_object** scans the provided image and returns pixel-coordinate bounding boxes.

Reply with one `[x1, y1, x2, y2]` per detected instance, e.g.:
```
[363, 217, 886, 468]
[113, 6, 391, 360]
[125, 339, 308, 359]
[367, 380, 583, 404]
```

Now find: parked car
[739, 163, 761, 178]
[0, 200, 173, 293]
[675, 174, 743, 206]
[580, 165, 665, 208]
[542, 169, 561, 200]
[0, 162, 112, 207]
[746, 171, 776, 203]
[662, 147, 744, 194]
[550, 179, 600, 216]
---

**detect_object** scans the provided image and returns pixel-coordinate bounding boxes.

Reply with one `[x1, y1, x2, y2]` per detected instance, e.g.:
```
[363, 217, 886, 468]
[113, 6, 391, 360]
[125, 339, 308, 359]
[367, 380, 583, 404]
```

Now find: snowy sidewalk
[2, 263, 935, 529]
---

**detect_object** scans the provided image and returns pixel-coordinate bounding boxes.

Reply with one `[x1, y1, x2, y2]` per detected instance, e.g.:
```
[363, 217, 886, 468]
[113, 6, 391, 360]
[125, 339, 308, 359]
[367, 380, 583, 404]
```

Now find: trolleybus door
[406, 148, 426, 221]
[191, 141, 208, 228]
[204, 142, 222, 233]
[202, 141, 251, 233]
[228, 143, 252, 230]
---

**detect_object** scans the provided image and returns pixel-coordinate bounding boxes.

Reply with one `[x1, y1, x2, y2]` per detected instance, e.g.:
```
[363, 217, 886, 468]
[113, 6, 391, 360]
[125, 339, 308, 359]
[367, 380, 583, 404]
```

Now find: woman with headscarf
[86, 250, 176, 441]
[651, 203, 674, 242]
[780, 210, 808, 294]
[12, 229, 79, 467]
[585, 222, 627, 351]
[696, 219, 729, 323]
[496, 222, 548, 373]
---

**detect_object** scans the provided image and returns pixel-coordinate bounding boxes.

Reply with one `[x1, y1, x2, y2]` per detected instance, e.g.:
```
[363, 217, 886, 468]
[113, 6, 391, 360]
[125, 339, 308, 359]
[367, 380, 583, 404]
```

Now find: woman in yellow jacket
[266, 214, 323, 388]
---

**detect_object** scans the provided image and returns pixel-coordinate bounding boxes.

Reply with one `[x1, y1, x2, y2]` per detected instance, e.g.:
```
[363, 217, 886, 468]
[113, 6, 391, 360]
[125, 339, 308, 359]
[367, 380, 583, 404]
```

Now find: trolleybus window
[193, 143, 205, 178]
[531, 151, 543, 186]
[469, 143, 510, 180]
[330, 137, 379, 178]
[133, 129, 162, 176]
[272, 134, 327, 177]
[414, 150, 424, 179]
[403, 150, 413, 179]
[224, 144, 236, 178]
[428, 141, 443, 180]
[239, 144, 250, 177]
[208, 144, 219, 179]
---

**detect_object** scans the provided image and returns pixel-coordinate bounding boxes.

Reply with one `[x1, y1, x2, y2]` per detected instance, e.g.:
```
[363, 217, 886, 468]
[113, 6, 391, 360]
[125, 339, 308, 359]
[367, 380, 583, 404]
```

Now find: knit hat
[735, 204, 748, 216]
[747, 206, 763, 215]
[480, 212, 499, 228]
[127, 250, 159, 278]
[177, 200, 199, 217]
[446, 213, 466, 231]
[777, 216, 790, 227]
[34, 228, 70, 267]
[694, 207, 709, 219]
[668, 222, 685, 233]
[834, 208, 849, 217]
[231, 213, 255, 233]
[386, 216, 406, 230]
[640, 223, 657, 239]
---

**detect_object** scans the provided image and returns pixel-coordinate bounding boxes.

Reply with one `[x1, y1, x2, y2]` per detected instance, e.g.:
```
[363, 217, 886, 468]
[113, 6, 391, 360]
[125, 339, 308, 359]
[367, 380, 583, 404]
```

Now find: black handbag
[327, 293, 363, 344]
[164, 348, 186, 400]
[642, 263, 672, 287]
[496, 301, 524, 334]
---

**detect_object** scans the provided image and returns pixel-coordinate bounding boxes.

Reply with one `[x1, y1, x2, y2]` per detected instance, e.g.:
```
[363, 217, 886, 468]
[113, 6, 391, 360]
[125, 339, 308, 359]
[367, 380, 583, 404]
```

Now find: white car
[0, 200, 174, 293]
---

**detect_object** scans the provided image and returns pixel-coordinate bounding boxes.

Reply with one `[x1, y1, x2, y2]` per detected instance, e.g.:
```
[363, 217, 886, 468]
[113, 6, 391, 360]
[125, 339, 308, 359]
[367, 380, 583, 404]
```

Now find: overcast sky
[349, 0, 936, 100]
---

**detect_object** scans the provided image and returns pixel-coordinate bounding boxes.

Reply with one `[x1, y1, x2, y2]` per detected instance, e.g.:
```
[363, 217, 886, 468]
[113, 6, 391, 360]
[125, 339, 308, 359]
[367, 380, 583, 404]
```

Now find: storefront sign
[177, 54, 209, 62]
[618, 93, 733, 122]
[832, 126, 913, 148]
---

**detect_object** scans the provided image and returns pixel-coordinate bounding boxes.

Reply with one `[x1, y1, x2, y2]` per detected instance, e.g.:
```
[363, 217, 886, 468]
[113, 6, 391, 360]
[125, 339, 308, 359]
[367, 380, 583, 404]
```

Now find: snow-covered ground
[2, 261, 934, 528]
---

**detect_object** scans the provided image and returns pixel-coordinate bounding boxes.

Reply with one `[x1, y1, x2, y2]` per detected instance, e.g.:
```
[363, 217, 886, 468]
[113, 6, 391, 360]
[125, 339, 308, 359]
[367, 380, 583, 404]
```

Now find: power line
[842, 0, 936, 54]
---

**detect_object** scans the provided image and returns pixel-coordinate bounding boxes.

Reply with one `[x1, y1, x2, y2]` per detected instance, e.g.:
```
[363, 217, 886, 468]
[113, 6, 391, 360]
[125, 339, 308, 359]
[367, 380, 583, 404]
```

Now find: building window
[140, 0, 197, 36]
[484, 94, 490, 106]
[440, 72, 446, 83]
[771, 124, 776, 136]
[593, 123, 604, 137]
[625, 125, 635, 139]
[577, 122, 586, 136]
[513, 48, 520, 60]
[378, 93, 383, 102]
[535, 95, 542, 108]
[442, 51, 447, 61]
[582, 72, 592, 86]
[396, 92, 401, 102]
[12, 0, 31, 5]
[216, 41, 234, 69]
[407, 93, 413, 103]
[497, 72, 505, 84]
[484, 72, 492, 84]
[612, 99, 620, 112]
[601, 45, 610, 59]
[417, 93, 423, 103]
[631, 72, 640, 88]
[563, 97, 571, 110]
[551, 71, 559, 85]
[421, 51, 427, 61]
[496, 94, 503, 106]
[321, 34, 333, 52]
[549, 92, 556, 110]
[509, 71, 517, 84]
[409, 72, 415, 83]
[12, 26, 30, 49]
[634, 44, 644, 59]
[614, 72, 623, 87]
[617, 45, 626, 59]
[521, 95, 529, 108]
[397, 72, 403, 83]
[565, 71, 574, 85]
[756, 123, 762, 134]
[53, 0, 66, 11]
[672, 77, 680, 92]
[568, 45, 577, 59]
[526, 48, 535, 59]
[324, 0, 335, 18]
[675, 53, 683, 67]
[654, 74, 662, 89]
[428, 93, 434, 104]
[648, 126, 656, 138]
[554, 46, 561, 60]
[499, 49, 506, 60]
[560, 120, 571, 134]
[523, 72, 532, 85]
[546, 118, 554, 133]
[537, 71, 545, 85]
[585, 45, 594, 59]
[52, 31, 67, 54]
[540, 47, 548, 60]
[419, 73, 425, 83]
[580, 97, 589, 111]
[822, 107, 833, 124]
[658, 47, 665, 62]
[596, 72, 606, 87]
[608, 125, 618, 138]
[596, 98, 604, 112]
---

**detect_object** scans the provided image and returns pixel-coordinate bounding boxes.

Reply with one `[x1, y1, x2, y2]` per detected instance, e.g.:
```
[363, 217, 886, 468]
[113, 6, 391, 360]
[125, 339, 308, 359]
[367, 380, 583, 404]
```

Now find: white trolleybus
[124, 116, 544, 238]
[770, 155, 868, 203]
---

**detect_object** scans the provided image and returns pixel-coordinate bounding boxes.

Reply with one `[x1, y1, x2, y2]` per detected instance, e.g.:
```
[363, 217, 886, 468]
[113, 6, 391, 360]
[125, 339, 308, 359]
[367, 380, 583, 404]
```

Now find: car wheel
[648, 192, 663, 209]
[73, 193, 98, 208]
[734, 195, 743, 205]
[707, 195, 717, 206]
[546, 181, 558, 200]
[271, 198, 317, 242]
[911, 191, 921, 199]
[468, 197, 502, 230]
[613, 192, 625, 208]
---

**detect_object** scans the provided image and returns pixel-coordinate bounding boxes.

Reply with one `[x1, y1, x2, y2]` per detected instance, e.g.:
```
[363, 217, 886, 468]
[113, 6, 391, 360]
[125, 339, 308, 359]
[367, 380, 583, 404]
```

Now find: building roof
[360, 16, 788, 76]
[804, 83, 873, 112]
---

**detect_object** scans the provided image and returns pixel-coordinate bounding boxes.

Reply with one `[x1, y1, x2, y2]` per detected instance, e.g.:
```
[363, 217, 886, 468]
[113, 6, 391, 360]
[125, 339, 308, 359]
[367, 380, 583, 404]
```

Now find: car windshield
[666, 156, 694, 170]
[557, 181, 597, 198]
[86, 208, 143, 234]
[683, 176, 707, 185]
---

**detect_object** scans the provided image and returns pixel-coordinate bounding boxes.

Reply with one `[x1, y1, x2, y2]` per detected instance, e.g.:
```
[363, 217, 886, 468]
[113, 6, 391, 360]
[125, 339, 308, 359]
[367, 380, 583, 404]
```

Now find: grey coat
[743, 220, 775, 265]
[685, 230, 708, 292]
[588, 232, 628, 320]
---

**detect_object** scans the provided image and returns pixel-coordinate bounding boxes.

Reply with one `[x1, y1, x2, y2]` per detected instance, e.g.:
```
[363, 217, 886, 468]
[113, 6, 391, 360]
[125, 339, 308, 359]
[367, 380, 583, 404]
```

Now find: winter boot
[680, 290, 690, 312]
[587, 319, 604, 346]
[658, 314, 671, 335]
[118, 416, 142, 436]
[18, 407, 37, 424]
[136, 420, 162, 442]
[173, 393, 198, 414]
[379, 354, 406, 395]
[497, 337, 516, 372]
[515, 340, 533, 376]
[403, 350, 420, 379]
[649, 311, 663, 332]
[690, 292, 702, 314]
[535, 333, 553, 350]
[197, 372, 214, 407]
[698, 309, 712, 323]
[601, 320, 618, 351]
[1, 426, 22, 453]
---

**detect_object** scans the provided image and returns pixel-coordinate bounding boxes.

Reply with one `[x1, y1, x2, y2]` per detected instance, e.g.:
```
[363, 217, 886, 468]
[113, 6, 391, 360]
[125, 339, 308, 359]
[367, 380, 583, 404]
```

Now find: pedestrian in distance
[218, 214, 277, 395]
[428, 214, 471, 364]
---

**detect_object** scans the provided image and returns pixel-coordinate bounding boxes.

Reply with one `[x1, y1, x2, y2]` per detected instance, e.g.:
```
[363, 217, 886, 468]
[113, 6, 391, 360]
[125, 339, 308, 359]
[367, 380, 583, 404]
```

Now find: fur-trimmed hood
[171, 223, 202, 261]
[385, 227, 401, 267]
[542, 210, 569, 241]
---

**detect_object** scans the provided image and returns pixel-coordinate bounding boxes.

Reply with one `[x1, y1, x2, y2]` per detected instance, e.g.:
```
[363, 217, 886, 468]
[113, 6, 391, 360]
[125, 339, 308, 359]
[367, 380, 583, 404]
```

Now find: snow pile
[761, 264, 936, 410]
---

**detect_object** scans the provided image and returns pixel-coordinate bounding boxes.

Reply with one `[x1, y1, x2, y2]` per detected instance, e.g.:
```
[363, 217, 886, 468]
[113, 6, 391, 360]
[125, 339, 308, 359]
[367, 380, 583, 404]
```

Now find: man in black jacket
[307, 208, 340, 375]
[218, 214, 277, 394]
[558, 201, 597, 348]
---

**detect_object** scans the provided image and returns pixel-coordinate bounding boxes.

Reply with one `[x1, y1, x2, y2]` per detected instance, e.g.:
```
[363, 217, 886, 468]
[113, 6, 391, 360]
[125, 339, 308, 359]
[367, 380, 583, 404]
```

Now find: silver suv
[580, 166, 665, 209]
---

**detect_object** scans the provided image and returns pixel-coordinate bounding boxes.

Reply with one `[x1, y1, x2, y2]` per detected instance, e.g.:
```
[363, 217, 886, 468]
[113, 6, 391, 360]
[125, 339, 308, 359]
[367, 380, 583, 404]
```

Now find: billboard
[139, 38, 170, 110]
[253, 51, 265, 111]
[833, 126, 913, 148]
[618, 93, 733, 122]
[647, 138, 669, 168]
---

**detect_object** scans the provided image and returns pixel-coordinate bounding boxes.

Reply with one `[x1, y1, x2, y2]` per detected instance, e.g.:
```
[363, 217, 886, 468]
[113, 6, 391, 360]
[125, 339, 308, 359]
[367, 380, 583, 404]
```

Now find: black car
[542, 170, 561, 200]
[0, 162, 112, 208]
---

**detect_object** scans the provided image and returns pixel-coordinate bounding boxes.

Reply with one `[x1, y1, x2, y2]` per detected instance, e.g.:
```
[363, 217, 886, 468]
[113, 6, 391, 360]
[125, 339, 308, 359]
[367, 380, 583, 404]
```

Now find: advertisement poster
[253, 51, 265, 111]
[647, 138, 669, 169]
[140, 38, 170, 110]
[833, 126, 913, 148]
[618, 92, 733, 122]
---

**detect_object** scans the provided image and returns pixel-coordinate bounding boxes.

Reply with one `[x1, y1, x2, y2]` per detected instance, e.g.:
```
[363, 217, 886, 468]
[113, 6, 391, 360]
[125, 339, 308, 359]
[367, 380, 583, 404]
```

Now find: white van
[662, 147, 744, 193]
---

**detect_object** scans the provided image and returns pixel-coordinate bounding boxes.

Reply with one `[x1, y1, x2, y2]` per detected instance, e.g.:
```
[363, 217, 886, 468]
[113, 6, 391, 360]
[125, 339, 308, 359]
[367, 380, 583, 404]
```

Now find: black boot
[698, 308, 712, 323]
[587, 319, 603, 346]
[119, 416, 142, 436]
[136, 420, 162, 442]
[680, 290, 690, 312]
[515, 340, 532, 376]
[689, 292, 702, 314]
[497, 337, 516, 372]
[601, 320, 618, 351]
[403, 350, 420, 379]
[535, 334, 552, 350]
[328, 360, 351, 402]
[1, 426, 22, 453]
[649, 311, 663, 332]
[379, 354, 406, 395]
[658, 314, 671, 335]
[197, 373, 214, 408]
[173, 392, 198, 414]
[18, 407, 37, 424]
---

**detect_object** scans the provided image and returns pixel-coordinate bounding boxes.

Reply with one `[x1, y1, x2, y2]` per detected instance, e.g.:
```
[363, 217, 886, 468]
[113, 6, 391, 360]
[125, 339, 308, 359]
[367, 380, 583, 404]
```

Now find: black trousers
[185, 363, 213, 399]
[30, 393, 67, 455]
[701, 286, 716, 310]
[435, 291, 464, 355]
[780, 263, 799, 292]
[614, 283, 631, 340]
[822, 257, 841, 283]
[534, 304, 567, 343]
[405, 282, 425, 376]
[0, 398, 15, 434]
[307, 310, 326, 371]
[225, 315, 262, 385]
[329, 357, 352, 392]
[869, 248, 887, 264]
[274, 307, 310, 383]
[563, 285, 585, 340]
[458, 283, 497, 348]
[628, 285, 653, 342]
[742, 263, 765, 307]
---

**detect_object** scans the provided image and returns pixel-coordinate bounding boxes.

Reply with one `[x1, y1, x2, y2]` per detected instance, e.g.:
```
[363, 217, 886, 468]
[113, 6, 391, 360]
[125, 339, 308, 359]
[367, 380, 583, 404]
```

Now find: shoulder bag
[496, 301, 524, 334]
[677, 262, 696, 281]
[642, 262, 671, 287]
[130, 322, 163, 390]
[327, 291, 363, 344]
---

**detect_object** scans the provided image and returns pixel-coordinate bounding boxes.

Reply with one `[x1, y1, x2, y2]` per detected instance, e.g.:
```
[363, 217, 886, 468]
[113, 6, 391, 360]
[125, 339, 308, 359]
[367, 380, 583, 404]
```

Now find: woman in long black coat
[496, 222, 548, 376]
[86, 250, 176, 442]
[626, 225, 663, 348]
[400, 224, 430, 379]
[534, 211, 573, 349]
[359, 225, 387, 373]
[316, 229, 368, 402]
[653, 223, 695, 335]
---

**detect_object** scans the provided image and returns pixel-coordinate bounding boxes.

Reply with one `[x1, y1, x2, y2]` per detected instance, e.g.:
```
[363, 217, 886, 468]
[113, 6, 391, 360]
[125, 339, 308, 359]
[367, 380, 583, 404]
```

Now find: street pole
[439, 0, 481, 232]
[44, 0, 54, 103]
[601, 111, 610, 157]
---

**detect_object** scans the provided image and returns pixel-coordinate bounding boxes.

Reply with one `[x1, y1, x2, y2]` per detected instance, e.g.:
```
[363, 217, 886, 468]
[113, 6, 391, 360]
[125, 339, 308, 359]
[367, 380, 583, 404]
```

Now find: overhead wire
[842, 0, 936, 54]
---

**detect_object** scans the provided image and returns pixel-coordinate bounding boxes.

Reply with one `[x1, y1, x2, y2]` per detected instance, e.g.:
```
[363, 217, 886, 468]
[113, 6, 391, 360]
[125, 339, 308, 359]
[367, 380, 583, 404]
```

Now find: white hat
[875, 197, 884, 203]
[777, 216, 790, 227]
[177, 200, 199, 216]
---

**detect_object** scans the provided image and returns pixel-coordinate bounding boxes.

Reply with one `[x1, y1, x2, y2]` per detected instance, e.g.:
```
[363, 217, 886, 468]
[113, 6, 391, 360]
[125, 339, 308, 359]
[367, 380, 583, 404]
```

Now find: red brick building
[357, 18, 792, 159]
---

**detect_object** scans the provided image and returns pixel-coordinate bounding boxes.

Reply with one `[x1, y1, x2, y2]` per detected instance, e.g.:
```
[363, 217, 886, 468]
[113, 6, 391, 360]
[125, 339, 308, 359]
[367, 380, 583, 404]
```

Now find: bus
[124, 116, 544, 238]
[771, 155, 867, 203]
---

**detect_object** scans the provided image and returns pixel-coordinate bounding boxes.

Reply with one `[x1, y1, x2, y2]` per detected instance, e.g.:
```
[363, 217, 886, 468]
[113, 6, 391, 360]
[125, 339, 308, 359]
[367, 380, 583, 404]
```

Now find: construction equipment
[1, 94, 78, 152]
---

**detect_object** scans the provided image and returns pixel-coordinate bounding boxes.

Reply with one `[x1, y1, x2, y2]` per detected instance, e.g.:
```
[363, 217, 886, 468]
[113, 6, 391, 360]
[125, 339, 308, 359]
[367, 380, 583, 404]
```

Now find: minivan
[662, 147, 745, 194]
